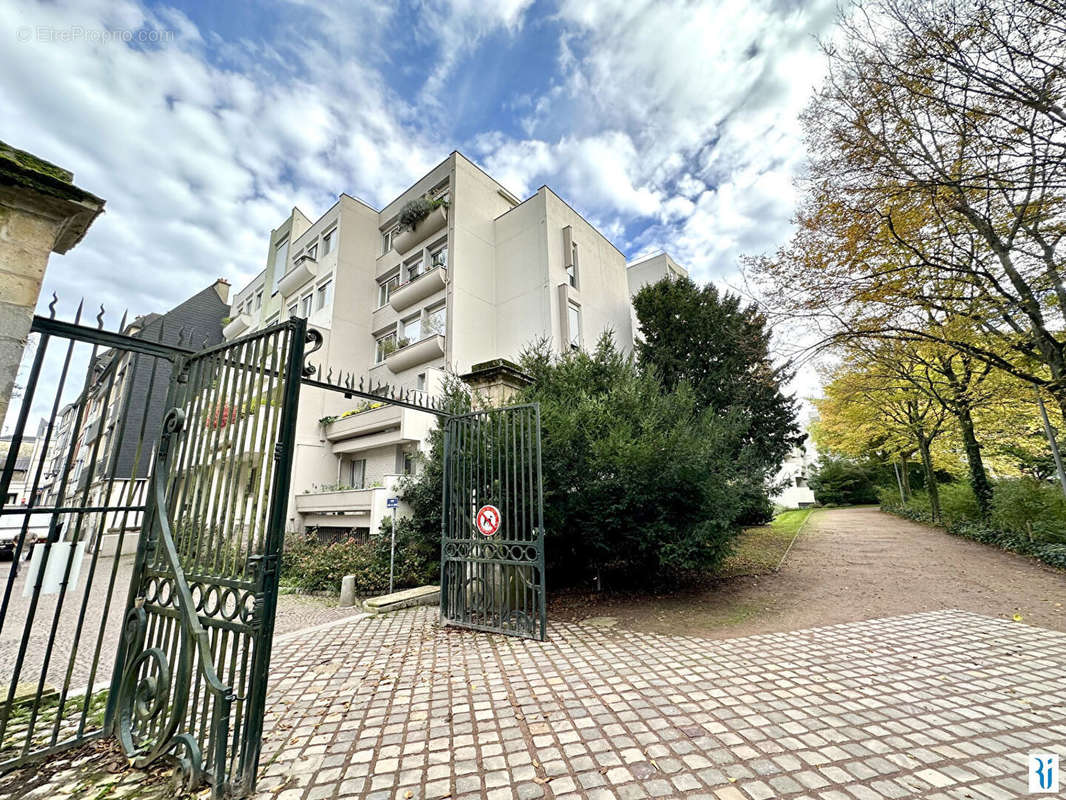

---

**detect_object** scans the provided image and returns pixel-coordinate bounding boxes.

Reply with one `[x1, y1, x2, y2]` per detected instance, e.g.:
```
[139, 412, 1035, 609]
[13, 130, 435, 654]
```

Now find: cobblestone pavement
[0, 553, 360, 689]
[255, 607, 1066, 800]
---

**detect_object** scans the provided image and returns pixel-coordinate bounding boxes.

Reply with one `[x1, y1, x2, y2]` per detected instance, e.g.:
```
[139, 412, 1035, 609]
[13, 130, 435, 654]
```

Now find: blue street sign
[386, 497, 400, 509]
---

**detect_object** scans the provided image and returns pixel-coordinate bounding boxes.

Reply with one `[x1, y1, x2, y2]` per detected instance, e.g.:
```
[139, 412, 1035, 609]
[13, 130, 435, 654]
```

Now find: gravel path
[553, 506, 1066, 638]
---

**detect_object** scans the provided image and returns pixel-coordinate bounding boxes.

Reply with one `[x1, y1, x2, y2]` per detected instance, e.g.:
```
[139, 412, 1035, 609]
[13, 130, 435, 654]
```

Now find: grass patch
[719, 508, 815, 578]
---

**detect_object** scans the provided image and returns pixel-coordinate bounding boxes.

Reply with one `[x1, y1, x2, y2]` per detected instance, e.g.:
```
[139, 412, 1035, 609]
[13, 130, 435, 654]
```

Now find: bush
[514, 335, 749, 585]
[879, 478, 1066, 571]
[989, 478, 1066, 544]
[809, 457, 878, 505]
[281, 527, 436, 594]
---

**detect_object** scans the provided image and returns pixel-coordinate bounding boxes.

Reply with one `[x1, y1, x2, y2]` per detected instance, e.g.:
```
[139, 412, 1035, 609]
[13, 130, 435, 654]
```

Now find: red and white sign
[476, 504, 501, 536]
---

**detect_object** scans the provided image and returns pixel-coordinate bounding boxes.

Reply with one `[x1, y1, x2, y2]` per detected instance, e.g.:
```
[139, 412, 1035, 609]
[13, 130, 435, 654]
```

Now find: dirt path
[552, 506, 1066, 638]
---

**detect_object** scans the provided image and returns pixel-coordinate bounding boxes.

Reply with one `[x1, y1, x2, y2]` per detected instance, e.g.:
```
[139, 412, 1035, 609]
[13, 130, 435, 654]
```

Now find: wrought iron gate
[112, 318, 304, 796]
[0, 304, 303, 798]
[440, 404, 546, 640]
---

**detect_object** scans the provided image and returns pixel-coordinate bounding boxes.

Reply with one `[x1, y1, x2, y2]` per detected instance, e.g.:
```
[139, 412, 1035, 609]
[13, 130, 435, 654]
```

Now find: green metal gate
[111, 318, 304, 796]
[440, 404, 546, 640]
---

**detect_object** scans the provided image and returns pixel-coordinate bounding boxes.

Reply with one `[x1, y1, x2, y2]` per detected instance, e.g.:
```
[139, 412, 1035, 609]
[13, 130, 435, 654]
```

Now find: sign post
[387, 497, 399, 592]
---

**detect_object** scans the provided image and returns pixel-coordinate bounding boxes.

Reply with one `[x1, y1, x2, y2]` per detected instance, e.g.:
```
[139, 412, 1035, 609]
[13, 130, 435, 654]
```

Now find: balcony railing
[384, 334, 445, 373]
[277, 257, 316, 297]
[392, 206, 447, 255]
[222, 314, 253, 339]
[389, 267, 447, 312]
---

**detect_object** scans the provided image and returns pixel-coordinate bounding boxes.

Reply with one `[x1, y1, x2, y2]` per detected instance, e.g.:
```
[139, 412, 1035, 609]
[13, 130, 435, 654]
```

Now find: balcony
[325, 404, 403, 442]
[389, 267, 447, 312]
[295, 488, 374, 515]
[222, 314, 253, 339]
[384, 334, 445, 373]
[392, 206, 447, 255]
[277, 257, 316, 297]
[325, 403, 432, 456]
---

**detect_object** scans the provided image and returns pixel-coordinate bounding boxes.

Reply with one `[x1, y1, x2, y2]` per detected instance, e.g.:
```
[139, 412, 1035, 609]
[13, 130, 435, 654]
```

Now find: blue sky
[1, 0, 838, 398]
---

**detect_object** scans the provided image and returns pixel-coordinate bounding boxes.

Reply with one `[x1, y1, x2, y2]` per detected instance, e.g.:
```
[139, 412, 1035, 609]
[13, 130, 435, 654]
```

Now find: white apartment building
[225, 152, 686, 539]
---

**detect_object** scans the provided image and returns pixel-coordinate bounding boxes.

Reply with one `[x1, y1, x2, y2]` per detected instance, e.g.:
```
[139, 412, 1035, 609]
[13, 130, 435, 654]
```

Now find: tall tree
[753, 0, 1066, 415]
[633, 277, 803, 483]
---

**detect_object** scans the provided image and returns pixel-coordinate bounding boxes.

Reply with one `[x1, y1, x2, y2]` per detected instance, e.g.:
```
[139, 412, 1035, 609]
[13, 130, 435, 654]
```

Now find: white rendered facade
[226, 152, 688, 538]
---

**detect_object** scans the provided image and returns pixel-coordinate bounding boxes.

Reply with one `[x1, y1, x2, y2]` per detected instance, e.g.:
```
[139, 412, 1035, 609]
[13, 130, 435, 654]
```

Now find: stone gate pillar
[0, 141, 104, 423]
[459, 358, 533, 409]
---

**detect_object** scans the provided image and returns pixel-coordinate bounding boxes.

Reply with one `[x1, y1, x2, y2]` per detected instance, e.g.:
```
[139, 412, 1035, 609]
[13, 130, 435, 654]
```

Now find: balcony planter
[389, 267, 447, 312]
[222, 314, 253, 339]
[384, 334, 445, 373]
[392, 206, 447, 255]
[277, 257, 317, 297]
[295, 487, 375, 514]
[324, 404, 403, 442]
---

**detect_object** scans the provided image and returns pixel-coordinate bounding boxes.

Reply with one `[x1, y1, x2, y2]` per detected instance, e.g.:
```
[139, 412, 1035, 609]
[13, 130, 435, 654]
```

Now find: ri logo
[1028, 753, 1059, 793]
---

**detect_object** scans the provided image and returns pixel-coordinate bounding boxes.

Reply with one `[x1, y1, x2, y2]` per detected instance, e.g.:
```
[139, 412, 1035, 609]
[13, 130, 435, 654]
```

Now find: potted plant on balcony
[393, 194, 448, 254]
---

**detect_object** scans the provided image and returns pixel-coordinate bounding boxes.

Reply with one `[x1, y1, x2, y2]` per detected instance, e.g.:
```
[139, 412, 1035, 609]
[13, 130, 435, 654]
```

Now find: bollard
[339, 575, 357, 607]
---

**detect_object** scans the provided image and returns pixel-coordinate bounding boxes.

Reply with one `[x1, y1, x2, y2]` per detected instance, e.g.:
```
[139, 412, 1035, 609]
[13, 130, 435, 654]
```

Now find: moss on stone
[0, 140, 73, 183]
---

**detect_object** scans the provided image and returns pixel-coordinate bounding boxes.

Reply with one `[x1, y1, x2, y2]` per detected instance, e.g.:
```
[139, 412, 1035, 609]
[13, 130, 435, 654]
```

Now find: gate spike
[118, 309, 128, 333]
[358, 376, 364, 392]
[74, 299, 84, 323]
[96, 304, 106, 328]
[327, 366, 333, 383]
[48, 293, 58, 319]
[176, 326, 187, 346]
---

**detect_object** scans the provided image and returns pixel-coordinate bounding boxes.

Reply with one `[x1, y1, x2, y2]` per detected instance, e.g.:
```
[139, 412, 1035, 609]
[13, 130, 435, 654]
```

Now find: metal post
[1036, 388, 1066, 497]
[389, 504, 396, 594]
[893, 461, 904, 504]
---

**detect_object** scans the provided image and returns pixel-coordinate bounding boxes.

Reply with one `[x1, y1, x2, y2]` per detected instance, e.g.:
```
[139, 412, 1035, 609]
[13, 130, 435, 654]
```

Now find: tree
[814, 342, 951, 519]
[809, 457, 879, 505]
[753, 0, 1066, 415]
[633, 276, 802, 517]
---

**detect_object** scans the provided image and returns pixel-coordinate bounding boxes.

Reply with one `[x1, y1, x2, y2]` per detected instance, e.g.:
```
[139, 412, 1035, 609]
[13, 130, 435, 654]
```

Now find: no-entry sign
[476, 504, 501, 536]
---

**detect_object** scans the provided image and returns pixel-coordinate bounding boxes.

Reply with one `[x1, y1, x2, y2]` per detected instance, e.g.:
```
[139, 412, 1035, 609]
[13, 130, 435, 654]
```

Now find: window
[322, 228, 336, 256]
[377, 274, 399, 307]
[349, 459, 366, 489]
[425, 304, 446, 336]
[306, 243, 317, 260]
[430, 243, 448, 271]
[375, 333, 397, 363]
[288, 303, 298, 319]
[300, 294, 313, 317]
[401, 450, 415, 476]
[381, 229, 392, 255]
[416, 373, 426, 392]
[271, 236, 289, 293]
[568, 242, 579, 288]
[255, 292, 262, 309]
[401, 315, 421, 343]
[405, 254, 423, 282]
[568, 302, 581, 350]
[316, 279, 333, 311]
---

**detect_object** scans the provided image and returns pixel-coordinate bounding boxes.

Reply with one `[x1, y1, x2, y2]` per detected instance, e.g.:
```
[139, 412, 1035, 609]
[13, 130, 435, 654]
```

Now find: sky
[1, 0, 839, 419]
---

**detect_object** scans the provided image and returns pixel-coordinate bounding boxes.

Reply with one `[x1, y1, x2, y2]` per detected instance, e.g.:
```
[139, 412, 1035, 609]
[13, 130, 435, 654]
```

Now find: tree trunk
[953, 402, 992, 518]
[917, 436, 941, 522]
[900, 455, 912, 500]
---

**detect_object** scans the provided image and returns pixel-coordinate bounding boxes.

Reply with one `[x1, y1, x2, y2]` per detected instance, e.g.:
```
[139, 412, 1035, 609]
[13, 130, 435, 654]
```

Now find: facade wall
[224, 151, 690, 538]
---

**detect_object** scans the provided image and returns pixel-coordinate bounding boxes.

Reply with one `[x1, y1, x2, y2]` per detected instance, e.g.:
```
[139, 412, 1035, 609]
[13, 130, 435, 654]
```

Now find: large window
[288, 303, 298, 319]
[430, 243, 448, 271]
[271, 236, 289, 294]
[322, 227, 336, 256]
[349, 459, 366, 489]
[425, 304, 446, 336]
[568, 302, 581, 350]
[381, 229, 392, 255]
[405, 254, 423, 282]
[401, 315, 421, 343]
[568, 242, 579, 288]
[375, 332, 397, 363]
[255, 291, 262, 309]
[316, 279, 333, 311]
[377, 274, 399, 307]
[300, 294, 313, 317]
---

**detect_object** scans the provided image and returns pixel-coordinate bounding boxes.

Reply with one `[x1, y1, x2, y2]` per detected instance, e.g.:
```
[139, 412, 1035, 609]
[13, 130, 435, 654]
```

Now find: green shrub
[809, 457, 878, 505]
[280, 528, 436, 594]
[989, 477, 1066, 544]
